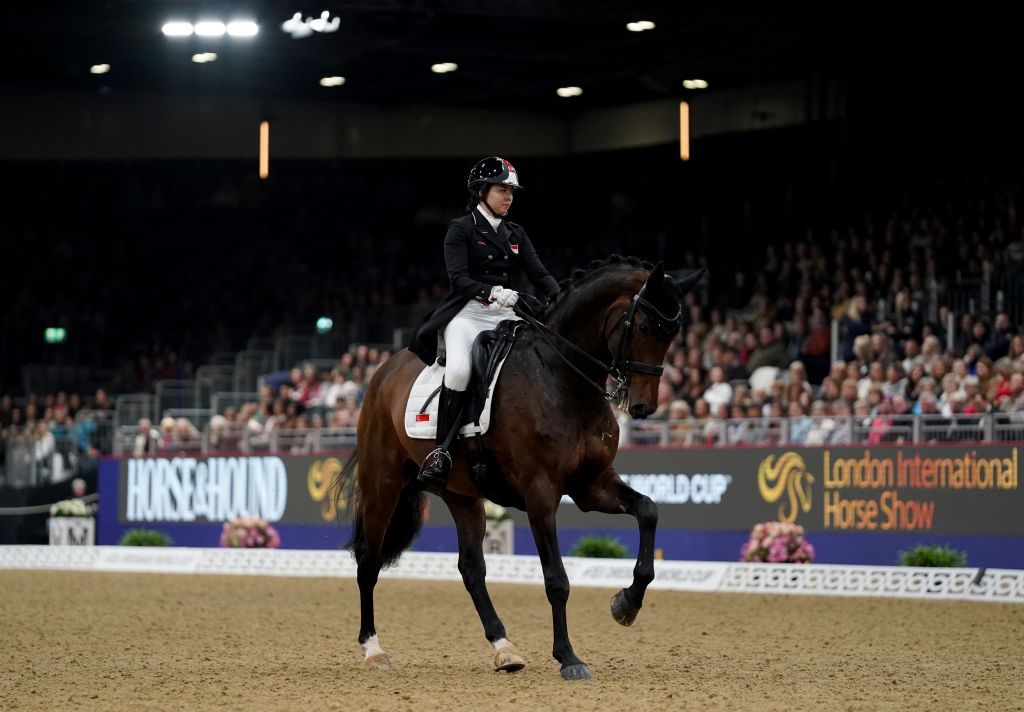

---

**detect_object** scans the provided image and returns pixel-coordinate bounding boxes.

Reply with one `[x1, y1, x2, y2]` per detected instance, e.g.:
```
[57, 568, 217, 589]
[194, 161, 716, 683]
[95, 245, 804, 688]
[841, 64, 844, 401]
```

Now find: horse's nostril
[630, 404, 651, 419]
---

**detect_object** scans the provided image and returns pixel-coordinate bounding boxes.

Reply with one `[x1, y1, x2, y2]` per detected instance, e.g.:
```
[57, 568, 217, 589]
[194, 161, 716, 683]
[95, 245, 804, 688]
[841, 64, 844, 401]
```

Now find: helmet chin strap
[478, 197, 508, 220]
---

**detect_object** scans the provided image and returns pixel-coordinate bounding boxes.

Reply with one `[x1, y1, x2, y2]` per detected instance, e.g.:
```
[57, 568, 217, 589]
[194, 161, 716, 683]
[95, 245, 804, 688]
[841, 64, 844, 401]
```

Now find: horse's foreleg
[527, 502, 591, 680]
[446, 495, 525, 673]
[574, 472, 658, 626]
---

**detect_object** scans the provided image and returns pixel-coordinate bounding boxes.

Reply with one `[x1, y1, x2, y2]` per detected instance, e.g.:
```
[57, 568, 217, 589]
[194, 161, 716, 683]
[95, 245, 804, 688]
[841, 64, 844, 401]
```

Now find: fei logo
[757, 452, 815, 523]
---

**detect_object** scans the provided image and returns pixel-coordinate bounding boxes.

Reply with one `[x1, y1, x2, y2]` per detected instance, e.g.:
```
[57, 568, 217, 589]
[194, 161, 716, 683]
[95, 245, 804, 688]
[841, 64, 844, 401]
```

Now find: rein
[513, 280, 681, 403]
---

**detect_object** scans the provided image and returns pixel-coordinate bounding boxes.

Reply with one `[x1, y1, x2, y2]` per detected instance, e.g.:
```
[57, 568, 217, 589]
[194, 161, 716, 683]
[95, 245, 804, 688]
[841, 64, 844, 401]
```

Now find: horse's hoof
[364, 653, 393, 672]
[560, 663, 592, 681]
[494, 644, 526, 673]
[611, 588, 640, 626]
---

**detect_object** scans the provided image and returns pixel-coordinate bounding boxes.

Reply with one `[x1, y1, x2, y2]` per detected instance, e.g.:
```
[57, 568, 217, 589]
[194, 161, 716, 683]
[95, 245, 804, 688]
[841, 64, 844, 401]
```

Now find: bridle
[513, 279, 682, 404]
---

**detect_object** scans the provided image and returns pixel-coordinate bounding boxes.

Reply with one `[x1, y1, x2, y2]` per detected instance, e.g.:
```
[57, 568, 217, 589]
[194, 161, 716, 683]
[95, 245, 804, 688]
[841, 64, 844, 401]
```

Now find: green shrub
[118, 529, 174, 547]
[569, 535, 628, 559]
[899, 544, 967, 567]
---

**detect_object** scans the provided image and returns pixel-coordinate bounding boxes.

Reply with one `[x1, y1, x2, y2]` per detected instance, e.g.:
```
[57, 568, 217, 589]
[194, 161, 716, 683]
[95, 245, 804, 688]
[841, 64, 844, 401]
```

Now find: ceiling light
[162, 21, 194, 37]
[89, 64, 111, 75]
[194, 21, 226, 37]
[626, 20, 656, 32]
[682, 79, 709, 90]
[192, 53, 218, 63]
[226, 20, 259, 37]
[431, 62, 458, 74]
[319, 76, 346, 87]
[556, 86, 583, 98]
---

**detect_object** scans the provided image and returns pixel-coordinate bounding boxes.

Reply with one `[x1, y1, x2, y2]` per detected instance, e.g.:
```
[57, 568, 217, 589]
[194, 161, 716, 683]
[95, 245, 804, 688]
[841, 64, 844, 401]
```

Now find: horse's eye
[638, 323, 650, 334]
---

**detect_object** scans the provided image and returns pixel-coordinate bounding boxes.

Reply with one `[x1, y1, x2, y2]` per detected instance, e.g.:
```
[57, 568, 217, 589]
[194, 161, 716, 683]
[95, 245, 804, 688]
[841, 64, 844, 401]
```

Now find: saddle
[404, 319, 525, 439]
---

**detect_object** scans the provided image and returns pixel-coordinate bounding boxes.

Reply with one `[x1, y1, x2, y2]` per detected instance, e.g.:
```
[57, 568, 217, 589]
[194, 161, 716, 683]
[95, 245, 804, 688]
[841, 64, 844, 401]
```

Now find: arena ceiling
[0, 1, 1015, 111]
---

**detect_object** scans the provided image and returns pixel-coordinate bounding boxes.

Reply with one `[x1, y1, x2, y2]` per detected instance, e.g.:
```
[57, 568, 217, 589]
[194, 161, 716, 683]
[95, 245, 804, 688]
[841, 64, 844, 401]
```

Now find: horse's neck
[544, 274, 636, 357]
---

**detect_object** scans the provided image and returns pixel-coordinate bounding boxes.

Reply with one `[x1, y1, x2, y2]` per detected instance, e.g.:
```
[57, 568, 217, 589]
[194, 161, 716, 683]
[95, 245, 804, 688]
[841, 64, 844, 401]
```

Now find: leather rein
[513, 280, 681, 404]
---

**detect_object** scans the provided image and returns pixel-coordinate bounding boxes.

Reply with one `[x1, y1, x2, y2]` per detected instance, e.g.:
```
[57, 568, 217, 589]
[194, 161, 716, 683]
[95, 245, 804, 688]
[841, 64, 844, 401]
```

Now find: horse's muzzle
[629, 403, 654, 419]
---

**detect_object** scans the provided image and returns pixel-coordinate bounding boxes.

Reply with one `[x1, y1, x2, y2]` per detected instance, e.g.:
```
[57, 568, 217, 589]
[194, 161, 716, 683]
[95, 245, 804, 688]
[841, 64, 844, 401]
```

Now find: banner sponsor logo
[125, 457, 287, 522]
[757, 452, 815, 523]
[307, 457, 347, 522]
[618, 473, 733, 504]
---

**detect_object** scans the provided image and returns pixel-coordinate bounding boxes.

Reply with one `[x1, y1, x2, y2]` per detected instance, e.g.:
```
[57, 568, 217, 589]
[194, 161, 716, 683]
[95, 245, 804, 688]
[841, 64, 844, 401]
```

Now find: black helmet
[467, 156, 523, 191]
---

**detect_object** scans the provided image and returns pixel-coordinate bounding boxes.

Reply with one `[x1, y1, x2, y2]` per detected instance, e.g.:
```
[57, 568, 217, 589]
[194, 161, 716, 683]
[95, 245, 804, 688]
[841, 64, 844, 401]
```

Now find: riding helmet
[467, 157, 523, 191]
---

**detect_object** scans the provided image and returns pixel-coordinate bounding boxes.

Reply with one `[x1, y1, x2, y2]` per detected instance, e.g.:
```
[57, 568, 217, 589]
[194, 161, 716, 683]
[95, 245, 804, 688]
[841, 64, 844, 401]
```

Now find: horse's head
[606, 262, 706, 418]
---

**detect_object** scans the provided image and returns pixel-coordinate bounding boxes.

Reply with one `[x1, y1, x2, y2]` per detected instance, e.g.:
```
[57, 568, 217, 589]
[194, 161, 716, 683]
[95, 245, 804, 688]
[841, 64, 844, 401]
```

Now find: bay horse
[336, 256, 704, 680]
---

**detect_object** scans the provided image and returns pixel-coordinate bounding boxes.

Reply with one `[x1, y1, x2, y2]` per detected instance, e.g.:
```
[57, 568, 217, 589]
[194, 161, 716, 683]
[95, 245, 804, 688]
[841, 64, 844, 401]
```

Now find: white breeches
[442, 300, 521, 391]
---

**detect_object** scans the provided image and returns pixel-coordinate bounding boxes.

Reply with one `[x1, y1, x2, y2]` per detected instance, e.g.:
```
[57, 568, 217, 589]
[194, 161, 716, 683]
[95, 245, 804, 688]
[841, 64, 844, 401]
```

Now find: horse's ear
[647, 261, 666, 292]
[677, 267, 707, 297]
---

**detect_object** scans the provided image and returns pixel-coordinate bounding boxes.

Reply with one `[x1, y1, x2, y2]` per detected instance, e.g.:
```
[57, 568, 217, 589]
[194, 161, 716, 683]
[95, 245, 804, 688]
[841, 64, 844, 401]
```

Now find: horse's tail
[339, 448, 425, 568]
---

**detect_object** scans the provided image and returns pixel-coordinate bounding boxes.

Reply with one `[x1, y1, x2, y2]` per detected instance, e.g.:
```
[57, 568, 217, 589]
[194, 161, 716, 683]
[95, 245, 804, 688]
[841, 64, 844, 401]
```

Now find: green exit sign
[45, 327, 67, 344]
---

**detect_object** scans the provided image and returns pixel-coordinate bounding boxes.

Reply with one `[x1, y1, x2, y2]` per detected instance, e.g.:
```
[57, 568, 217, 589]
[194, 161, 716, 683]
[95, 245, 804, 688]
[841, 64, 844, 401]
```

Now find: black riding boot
[416, 385, 468, 493]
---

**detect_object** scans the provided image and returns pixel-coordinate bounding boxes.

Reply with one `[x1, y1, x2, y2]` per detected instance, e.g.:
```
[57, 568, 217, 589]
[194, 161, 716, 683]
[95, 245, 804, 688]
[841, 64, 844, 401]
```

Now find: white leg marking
[361, 634, 385, 660]
[492, 637, 511, 652]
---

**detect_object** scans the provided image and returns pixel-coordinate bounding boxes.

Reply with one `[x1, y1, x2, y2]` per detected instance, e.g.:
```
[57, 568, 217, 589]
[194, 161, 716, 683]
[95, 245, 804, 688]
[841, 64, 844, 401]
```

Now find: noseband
[514, 278, 682, 403]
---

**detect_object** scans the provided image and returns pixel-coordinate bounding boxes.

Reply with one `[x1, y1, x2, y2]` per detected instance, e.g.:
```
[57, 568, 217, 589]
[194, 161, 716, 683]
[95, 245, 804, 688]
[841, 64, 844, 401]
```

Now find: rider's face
[484, 184, 514, 215]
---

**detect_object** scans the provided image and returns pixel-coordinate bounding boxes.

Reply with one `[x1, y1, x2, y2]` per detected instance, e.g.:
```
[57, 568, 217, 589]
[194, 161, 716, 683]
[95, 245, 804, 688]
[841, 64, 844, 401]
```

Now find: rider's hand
[497, 289, 519, 308]
[488, 285, 505, 303]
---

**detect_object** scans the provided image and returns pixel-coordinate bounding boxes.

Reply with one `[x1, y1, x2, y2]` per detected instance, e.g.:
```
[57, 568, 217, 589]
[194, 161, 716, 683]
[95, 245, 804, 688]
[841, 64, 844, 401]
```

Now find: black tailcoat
[410, 210, 559, 365]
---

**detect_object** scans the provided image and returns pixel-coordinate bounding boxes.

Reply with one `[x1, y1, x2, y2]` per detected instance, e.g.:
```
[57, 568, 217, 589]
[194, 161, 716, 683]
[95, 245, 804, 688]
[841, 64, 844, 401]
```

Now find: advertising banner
[610, 445, 1022, 536]
[116, 454, 351, 526]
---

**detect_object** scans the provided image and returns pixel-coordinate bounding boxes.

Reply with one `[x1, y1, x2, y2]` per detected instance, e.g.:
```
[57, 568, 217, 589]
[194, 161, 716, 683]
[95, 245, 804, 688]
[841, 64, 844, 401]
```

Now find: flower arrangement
[220, 515, 281, 549]
[49, 498, 92, 517]
[483, 500, 510, 522]
[740, 521, 815, 563]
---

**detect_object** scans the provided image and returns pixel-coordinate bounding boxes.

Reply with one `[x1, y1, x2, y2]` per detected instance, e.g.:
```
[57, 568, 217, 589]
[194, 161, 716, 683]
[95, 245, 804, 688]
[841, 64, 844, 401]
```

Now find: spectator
[747, 325, 789, 372]
[133, 418, 160, 456]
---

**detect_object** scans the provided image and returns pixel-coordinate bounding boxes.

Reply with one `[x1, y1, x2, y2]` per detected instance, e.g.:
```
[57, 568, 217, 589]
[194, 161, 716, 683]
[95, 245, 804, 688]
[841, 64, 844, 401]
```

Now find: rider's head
[467, 157, 522, 218]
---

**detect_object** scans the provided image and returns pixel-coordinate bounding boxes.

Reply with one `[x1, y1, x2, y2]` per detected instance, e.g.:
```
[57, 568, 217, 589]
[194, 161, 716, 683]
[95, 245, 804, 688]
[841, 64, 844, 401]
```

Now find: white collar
[477, 203, 502, 230]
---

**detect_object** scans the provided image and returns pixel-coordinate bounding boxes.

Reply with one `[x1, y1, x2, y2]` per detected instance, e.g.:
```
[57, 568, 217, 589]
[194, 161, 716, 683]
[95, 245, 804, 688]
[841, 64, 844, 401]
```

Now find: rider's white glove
[488, 286, 519, 308]
[496, 289, 519, 308]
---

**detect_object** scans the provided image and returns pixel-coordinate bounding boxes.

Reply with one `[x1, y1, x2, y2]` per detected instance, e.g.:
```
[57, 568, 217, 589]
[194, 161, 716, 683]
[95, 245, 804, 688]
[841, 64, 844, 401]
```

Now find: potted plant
[569, 535, 628, 558]
[119, 529, 174, 546]
[48, 498, 95, 546]
[220, 515, 281, 548]
[740, 521, 815, 563]
[483, 501, 514, 555]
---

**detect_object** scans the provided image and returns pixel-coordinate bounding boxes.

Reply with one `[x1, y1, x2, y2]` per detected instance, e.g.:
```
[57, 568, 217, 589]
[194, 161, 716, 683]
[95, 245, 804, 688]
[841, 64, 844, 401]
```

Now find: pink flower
[767, 540, 788, 563]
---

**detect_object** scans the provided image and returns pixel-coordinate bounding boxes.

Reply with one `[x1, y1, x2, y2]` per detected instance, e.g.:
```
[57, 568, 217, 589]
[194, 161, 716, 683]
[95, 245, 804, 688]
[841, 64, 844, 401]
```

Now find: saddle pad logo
[415, 414, 430, 422]
[510, 243, 519, 254]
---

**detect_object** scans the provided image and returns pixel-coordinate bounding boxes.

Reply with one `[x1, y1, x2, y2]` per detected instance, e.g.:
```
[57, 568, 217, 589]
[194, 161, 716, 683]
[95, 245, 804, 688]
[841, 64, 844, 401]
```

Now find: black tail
[339, 451, 426, 568]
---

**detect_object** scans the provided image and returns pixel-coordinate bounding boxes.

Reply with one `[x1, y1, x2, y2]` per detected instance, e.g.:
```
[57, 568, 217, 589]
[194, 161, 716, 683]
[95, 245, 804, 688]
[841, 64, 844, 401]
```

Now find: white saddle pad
[404, 358, 511, 439]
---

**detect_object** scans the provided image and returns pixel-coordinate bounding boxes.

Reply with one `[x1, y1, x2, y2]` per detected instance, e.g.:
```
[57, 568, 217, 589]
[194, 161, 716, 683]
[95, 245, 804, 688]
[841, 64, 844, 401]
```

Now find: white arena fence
[2, 546, 1022, 605]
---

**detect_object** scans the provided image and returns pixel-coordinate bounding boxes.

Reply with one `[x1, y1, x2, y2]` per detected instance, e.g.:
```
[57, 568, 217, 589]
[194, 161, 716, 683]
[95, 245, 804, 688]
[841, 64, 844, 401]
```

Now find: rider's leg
[417, 311, 475, 490]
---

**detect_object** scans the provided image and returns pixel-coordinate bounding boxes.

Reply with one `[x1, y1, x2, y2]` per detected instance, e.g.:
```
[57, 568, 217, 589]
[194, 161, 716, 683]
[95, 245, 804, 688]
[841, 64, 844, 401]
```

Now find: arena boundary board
[1, 546, 1021, 604]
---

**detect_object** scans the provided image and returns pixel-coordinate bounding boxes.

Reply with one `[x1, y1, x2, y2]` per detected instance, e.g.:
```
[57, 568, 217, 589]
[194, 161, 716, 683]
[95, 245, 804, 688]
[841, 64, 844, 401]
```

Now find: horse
[335, 256, 705, 680]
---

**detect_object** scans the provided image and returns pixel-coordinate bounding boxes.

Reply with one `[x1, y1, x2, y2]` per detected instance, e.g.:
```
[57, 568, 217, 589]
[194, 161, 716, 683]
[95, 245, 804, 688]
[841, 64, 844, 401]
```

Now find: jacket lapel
[472, 210, 509, 255]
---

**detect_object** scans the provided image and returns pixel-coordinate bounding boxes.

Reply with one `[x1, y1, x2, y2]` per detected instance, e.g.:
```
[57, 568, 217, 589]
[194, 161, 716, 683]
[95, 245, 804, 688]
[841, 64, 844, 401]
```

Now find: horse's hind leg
[572, 469, 657, 627]
[353, 457, 409, 671]
[445, 494, 525, 673]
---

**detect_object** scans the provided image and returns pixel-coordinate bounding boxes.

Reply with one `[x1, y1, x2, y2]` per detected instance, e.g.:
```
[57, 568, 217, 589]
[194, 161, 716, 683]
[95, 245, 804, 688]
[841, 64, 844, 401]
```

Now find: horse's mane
[536, 254, 655, 318]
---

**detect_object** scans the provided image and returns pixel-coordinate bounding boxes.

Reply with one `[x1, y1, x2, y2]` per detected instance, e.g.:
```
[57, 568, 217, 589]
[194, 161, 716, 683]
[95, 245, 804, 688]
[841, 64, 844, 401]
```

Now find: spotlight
[319, 76, 346, 87]
[162, 21, 194, 37]
[626, 20, 656, 32]
[194, 21, 226, 37]
[556, 86, 583, 97]
[192, 53, 218, 63]
[89, 64, 111, 74]
[431, 62, 459, 74]
[226, 20, 259, 37]
[682, 79, 709, 90]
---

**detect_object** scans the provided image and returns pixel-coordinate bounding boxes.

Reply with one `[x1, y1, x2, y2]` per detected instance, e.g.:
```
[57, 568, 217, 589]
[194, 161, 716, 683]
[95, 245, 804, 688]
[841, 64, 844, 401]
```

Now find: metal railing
[113, 422, 357, 456]
[621, 413, 1023, 447]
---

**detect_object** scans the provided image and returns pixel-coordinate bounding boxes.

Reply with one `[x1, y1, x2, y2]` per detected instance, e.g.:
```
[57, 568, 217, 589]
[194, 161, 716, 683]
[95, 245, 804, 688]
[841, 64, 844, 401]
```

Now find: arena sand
[1, 570, 1021, 711]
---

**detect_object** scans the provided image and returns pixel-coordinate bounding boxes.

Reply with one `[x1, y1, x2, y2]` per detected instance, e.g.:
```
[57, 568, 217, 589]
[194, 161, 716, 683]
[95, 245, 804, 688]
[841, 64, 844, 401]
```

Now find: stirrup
[417, 448, 452, 490]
